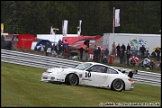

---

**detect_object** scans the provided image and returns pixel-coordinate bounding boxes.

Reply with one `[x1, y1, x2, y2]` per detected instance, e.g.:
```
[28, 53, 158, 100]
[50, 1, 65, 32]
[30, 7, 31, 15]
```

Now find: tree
[1, 1, 161, 35]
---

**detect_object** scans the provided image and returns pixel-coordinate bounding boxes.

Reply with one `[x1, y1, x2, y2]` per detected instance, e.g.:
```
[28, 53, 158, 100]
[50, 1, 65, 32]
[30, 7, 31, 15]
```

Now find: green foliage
[1, 1, 161, 35]
[1, 62, 161, 107]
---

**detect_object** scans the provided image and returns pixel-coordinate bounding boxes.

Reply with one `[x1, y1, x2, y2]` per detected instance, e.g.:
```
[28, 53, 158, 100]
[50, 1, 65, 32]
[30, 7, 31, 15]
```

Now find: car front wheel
[66, 74, 79, 86]
[111, 79, 124, 92]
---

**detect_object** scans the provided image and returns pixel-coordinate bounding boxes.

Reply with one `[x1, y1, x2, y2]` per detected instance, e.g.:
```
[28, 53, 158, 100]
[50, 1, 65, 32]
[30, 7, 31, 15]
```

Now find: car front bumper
[40, 72, 65, 83]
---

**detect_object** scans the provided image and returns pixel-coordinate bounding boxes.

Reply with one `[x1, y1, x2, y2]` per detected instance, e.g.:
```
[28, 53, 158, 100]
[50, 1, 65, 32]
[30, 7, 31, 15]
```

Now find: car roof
[84, 62, 109, 67]
[84, 62, 120, 70]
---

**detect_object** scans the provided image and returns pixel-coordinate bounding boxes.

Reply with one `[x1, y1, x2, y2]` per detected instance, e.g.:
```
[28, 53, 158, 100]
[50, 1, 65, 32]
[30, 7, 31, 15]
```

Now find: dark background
[1, 1, 161, 35]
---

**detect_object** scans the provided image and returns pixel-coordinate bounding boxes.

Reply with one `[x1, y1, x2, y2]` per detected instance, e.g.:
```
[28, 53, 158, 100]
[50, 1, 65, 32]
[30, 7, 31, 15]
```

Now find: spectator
[140, 45, 146, 59]
[79, 47, 84, 60]
[63, 39, 69, 47]
[112, 42, 116, 55]
[93, 45, 98, 62]
[7, 41, 12, 50]
[155, 48, 161, 61]
[127, 43, 131, 51]
[151, 51, 156, 59]
[58, 39, 62, 54]
[98, 46, 101, 62]
[126, 49, 131, 66]
[52, 43, 57, 57]
[85, 46, 89, 61]
[52, 43, 55, 51]
[123, 51, 127, 65]
[146, 50, 150, 58]
[119, 48, 124, 64]
[63, 39, 69, 56]
[45, 42, 51, 56]
[62, 43, 65, 56]
[121, 43, 126, 53]
[56, 44, 60, 55]
[116, 43, 120, 57]
[142, 58, 150, 68]
[104, 48, 109, 63]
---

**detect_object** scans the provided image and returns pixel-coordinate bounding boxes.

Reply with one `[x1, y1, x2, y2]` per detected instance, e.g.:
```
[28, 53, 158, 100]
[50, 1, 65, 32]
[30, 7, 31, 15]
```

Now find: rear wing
[118, 69, 138, 78]
[128, 70, 138, 78]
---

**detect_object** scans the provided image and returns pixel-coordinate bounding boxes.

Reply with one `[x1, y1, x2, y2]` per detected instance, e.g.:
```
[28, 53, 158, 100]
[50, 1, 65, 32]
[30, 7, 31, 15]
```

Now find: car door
[82, 65, 108, 87]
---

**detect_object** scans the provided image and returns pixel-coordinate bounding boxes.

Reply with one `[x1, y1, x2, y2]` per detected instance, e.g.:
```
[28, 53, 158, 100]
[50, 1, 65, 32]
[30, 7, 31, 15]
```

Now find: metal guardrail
[1, 49, 80, 68]
[1, 49, 161, 86]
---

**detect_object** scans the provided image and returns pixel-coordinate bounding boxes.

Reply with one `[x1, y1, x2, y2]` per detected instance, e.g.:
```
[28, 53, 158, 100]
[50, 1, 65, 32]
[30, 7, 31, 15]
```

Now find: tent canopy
[34, 40, 52, 51]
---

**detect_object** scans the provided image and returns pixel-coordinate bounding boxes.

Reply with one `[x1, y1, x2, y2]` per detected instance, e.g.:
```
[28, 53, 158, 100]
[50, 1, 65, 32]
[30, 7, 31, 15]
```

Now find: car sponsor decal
[82, 78, 92, 81]
[79, 74, 82, 77]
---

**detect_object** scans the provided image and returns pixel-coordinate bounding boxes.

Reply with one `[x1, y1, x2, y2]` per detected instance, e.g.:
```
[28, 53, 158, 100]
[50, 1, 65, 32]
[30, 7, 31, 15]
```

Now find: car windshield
[75, 63, 92, 70]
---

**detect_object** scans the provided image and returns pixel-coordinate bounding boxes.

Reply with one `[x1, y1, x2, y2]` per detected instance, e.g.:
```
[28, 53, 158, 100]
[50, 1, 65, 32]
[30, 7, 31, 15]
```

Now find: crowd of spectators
[45, 39, 161, 70]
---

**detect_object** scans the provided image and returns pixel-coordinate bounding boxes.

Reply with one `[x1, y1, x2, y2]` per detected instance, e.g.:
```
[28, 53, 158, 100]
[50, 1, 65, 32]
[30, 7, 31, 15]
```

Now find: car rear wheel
[111, 79, 124, 92]
[66, 74, 79, 86]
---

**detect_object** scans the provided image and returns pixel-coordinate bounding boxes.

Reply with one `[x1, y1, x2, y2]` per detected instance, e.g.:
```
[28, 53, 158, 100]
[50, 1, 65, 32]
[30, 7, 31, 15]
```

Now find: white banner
[77, 20, 82, 36]
[62, 20, 68, 36]
[50, 26, 55, 35]
[115, 9, 120, 27]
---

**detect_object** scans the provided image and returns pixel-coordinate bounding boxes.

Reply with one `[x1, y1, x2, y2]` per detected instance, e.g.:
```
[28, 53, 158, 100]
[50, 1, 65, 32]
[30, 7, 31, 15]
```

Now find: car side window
[107, 68, 118, 74]
[88, 65, 107, 73]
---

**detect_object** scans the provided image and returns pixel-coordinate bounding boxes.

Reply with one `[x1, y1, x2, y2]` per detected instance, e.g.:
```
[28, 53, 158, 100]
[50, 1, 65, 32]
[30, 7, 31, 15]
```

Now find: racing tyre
[111, 79, 124, 92]
[66, 74, 79, 86]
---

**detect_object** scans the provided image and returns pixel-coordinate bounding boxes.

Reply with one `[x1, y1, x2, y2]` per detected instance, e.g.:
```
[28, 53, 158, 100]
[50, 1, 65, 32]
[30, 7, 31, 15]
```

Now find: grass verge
[1, 62, 161, 107]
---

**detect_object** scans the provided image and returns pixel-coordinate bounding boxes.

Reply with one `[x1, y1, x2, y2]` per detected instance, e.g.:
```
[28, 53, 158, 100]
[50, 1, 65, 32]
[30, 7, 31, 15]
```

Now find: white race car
[41, 62, 138, 92]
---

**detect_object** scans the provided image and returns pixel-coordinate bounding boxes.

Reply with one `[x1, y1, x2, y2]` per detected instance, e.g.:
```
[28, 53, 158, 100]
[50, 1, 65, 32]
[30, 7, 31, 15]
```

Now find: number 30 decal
[85, 72, 91, 78]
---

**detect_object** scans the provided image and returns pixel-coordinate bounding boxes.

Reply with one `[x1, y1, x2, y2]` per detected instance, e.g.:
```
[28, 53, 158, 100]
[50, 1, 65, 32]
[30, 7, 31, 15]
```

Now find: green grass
[1, 62, 161, 107]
